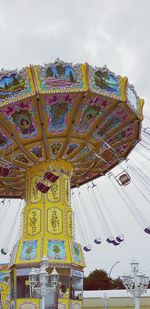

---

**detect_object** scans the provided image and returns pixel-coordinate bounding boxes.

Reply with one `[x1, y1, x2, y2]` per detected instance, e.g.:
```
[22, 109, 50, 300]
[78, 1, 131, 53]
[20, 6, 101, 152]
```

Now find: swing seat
[144, 227, 150, 234]
[116, 235, 124, 242]
[112, 240, 120, 246]
[36, 182, 50, 193]
[0, 166, 10, 177]
[106, 237, 113, 244]
[44, 171, 59, 183]
[83, 245, 92, 252]
[1, 248, 8, 255]
[116, 172, 131, 186]
[94, 238, 101, 244]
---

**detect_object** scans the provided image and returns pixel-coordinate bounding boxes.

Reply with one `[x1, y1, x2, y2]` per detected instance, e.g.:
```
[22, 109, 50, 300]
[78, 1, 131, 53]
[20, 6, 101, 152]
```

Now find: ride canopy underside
[0, 59, 143, 198]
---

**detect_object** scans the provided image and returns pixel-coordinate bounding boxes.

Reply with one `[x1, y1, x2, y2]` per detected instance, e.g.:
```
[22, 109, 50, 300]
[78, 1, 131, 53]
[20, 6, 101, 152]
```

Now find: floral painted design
[47, 240, 66, 260]
[20, 240, 38, 260]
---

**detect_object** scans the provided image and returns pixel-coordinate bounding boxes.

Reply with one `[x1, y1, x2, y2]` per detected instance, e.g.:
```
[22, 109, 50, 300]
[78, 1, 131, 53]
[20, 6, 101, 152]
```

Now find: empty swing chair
[144, 227, 150, 234]
[83, 244, 92, 252]
[106, 237, 120, 246]
[111, 239, 120, 246]
[106, 237, 114, 244]
[116, 235, 124, 243]
[94, 238, 102, 244]
[115, 171, 131, 186]
[1, 248, 8, 255]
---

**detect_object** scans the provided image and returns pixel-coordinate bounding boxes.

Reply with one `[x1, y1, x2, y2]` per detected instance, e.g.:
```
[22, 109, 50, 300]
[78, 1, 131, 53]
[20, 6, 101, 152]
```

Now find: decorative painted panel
[89, 65, 122, 99]
[0, 128, 13, 150]
[75, 95, 111, 135]
[47, 207, 63, 234]
[92, 105, 130, 141]
[30, 176, 42, 203]
[0, 272, 10, 285]
[1, 100, 38, 139]
[63, 142, 79, 158]
[27, 208, 41, 235]
[47, 181, 60, 202]
[20, 240, 38, 260]
[49, 142, 63, 158]
[44, 94, 78, 134]
[64, 175, 70, 205]
[47, 240, 66, 260]
[30, 145, 43, 160]
[67, 211, 73, 237]
[107, 122, 136, 144]
[0, 67, 34, 104]
[71, 242, 83, 264]
[35, 59, 86, 92]
[17, 300, 39, 309]
[13, 152, 30, 164]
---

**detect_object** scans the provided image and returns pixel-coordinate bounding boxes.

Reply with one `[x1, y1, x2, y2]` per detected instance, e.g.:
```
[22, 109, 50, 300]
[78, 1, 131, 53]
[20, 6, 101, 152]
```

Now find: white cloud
[0, 0, 150, 276]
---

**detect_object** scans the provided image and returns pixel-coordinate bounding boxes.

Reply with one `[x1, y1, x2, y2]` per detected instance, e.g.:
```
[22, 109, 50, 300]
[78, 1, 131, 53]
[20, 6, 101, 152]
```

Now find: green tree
[84, 269, 125, 290]
[111, 277, 125, 290]
[84, 269, 112, 290]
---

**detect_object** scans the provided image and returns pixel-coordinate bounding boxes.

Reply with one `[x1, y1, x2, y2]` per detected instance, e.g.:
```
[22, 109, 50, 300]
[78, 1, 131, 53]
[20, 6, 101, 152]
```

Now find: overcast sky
[0, 0, 150, 279]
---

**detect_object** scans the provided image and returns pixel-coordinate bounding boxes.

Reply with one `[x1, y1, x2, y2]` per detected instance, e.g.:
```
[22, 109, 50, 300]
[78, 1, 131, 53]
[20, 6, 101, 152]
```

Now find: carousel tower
[0, 59, 143, 309]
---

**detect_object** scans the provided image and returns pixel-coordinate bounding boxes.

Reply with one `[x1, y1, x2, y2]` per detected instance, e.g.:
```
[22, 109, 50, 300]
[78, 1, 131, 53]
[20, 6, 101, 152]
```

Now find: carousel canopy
[0, 59, 143, 198]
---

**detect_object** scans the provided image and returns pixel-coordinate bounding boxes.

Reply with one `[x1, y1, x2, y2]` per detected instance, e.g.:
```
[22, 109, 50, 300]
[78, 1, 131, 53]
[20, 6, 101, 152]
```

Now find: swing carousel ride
[0, 59, 146, 309]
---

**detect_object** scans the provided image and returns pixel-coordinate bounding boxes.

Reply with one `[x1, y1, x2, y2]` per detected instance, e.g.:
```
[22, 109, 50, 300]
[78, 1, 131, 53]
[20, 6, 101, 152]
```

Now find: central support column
[11, 160, 84, 309]
[15, 160, 75, 264]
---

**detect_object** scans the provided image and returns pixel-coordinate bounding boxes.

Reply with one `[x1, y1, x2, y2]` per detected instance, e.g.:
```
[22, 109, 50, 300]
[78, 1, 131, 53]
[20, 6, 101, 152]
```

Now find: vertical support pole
[134, 297, 140, 309]
[40, 296, 45, 309]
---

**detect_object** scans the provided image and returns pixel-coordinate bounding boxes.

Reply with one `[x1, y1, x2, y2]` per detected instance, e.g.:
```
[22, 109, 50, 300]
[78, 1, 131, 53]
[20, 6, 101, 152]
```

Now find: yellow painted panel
[67, 210, 73, 237]
[64, 175, 70, 206]
[16, 298, 40, 309]
[27, 208, 41, 235]
[47, 179, 61, 202]
[30, 176, 42, 203]
[120, 77, 127, 101]
[47, 207, 63, 234]
[58, 299, 69, 308]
